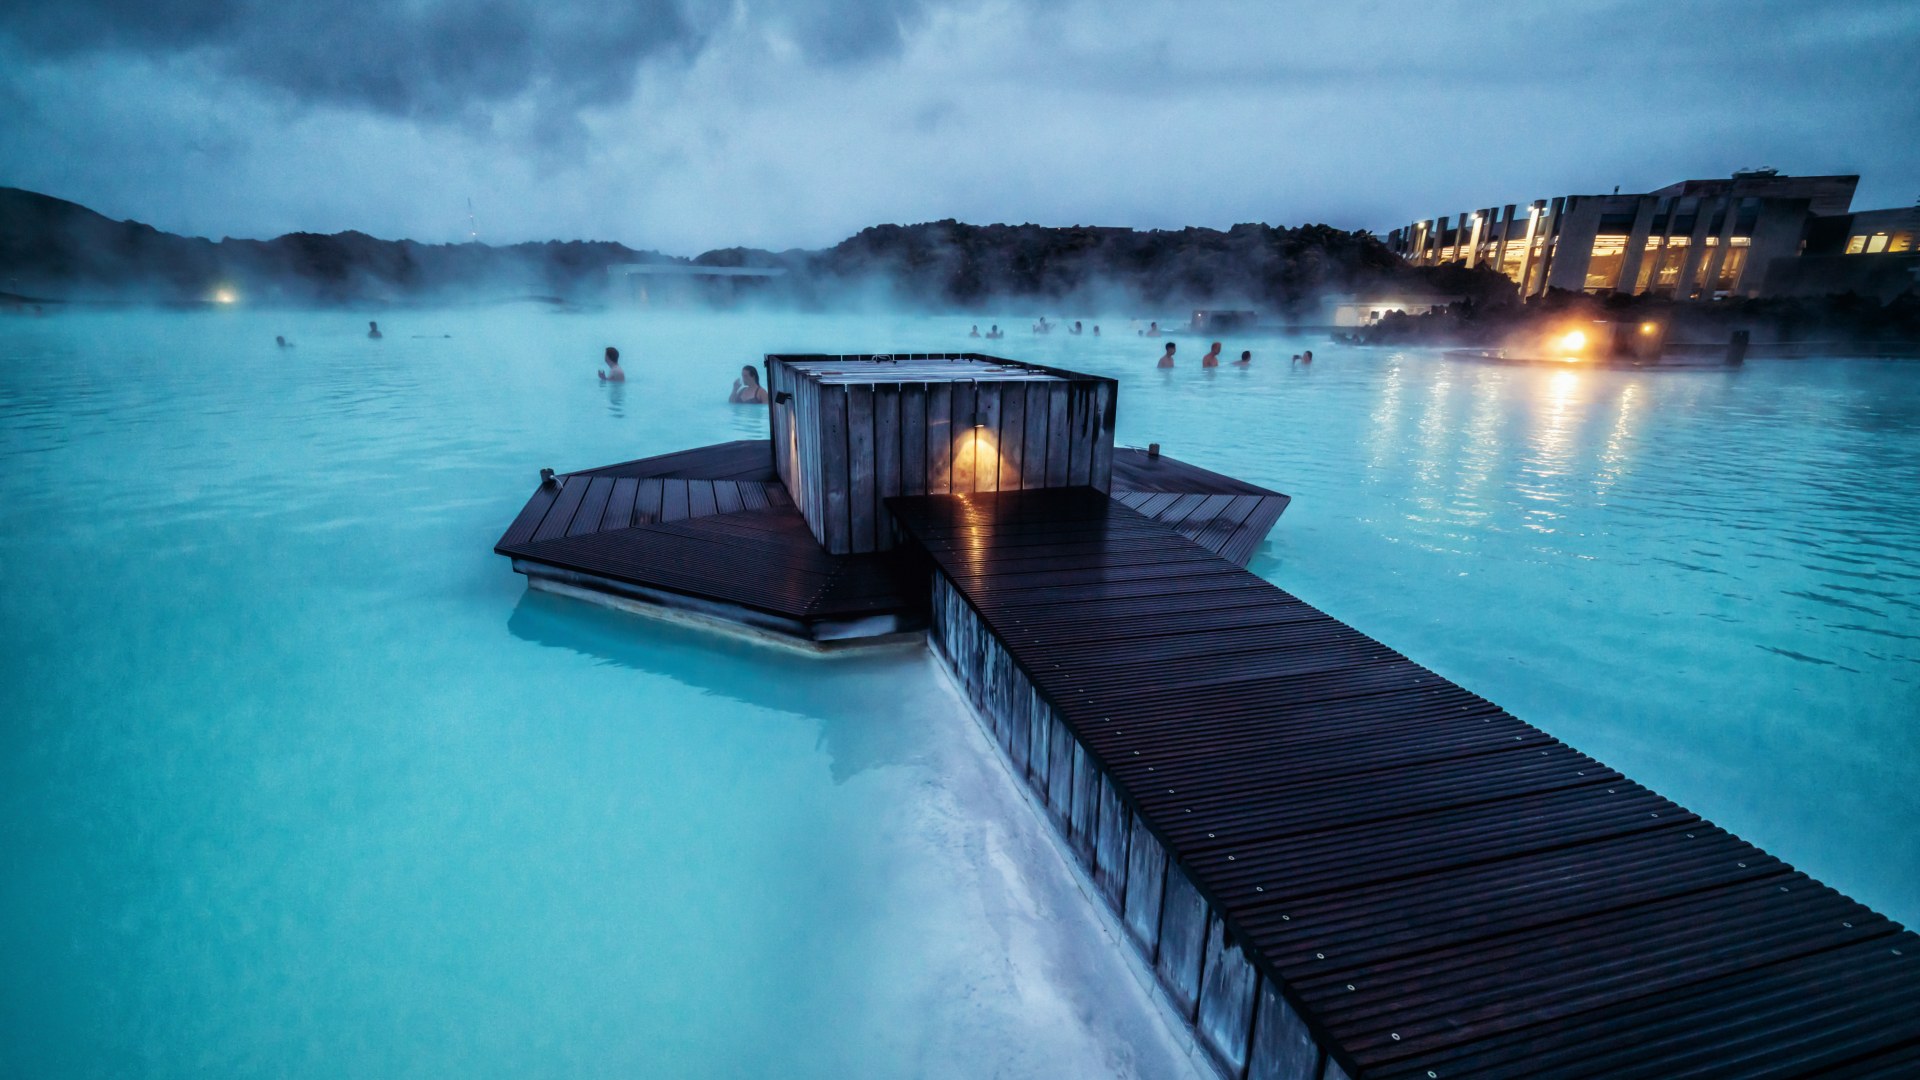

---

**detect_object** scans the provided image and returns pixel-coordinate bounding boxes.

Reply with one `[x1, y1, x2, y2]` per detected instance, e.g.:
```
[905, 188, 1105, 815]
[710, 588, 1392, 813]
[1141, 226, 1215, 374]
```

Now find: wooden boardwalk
[496, 441, 1288, 643]
[888, 487, 1920, 1080]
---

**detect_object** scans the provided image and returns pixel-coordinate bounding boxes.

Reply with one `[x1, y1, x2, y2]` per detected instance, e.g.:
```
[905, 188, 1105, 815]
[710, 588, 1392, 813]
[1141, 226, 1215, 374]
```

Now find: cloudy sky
[2, 0, 1916, 255]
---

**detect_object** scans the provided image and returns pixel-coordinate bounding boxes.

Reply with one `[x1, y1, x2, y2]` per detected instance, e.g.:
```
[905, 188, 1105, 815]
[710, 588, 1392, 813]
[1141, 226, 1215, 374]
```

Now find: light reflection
[1520, 369, 1583, 532]
[1596, 381, 1641, 494]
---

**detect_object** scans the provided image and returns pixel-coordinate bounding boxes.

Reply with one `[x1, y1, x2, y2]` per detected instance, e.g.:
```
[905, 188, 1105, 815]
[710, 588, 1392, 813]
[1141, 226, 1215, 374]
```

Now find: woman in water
[969, 325, 981, 338]
[1157, 342, 1176, 369]
[598, 346, 625, 382]
[730, 365, 769, 404]
[367, 321, 382, 339]
[986, 325, 1004, 339]
[1233, 349, 1251, 366]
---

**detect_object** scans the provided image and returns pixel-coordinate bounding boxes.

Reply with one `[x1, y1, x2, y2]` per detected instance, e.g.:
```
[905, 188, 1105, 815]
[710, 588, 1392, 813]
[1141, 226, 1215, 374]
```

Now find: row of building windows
[1582, 235, 1750, 294]
[1845, 232, 1915, 254]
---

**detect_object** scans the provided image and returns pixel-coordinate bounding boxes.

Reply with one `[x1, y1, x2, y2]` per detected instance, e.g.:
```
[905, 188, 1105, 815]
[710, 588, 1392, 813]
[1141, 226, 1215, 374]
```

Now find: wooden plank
[874, 383, 902, 550]
[712, 480, 744, 515]
[531, 476, 589, 541]
[497, 481, 562, 549]
[901, 383, 928, 496]
[633, 478, 665, 524]
[687, 479, 718, 520]
[1067, 382, 1095, 487]
[997, 378, 1026, 491]
[972, 382, 1002, 494]
[768, 363, 791, 490]
[566, 476, 612, 535]
[1021, 382, 1050, 490]
[847, 383, 877, 552]
[820, 385, 851, 554]
[948, 380, 977, 494]
[1044, 382, 1072, 487]
[1091, 380, 1116, 493]
[603, 477, 640, 531]
[661, 479, 691, 522]
[928, 382, 953, 495]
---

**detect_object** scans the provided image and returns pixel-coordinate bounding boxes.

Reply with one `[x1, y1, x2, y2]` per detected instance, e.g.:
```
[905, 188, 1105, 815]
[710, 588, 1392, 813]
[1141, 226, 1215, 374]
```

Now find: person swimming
[1145, 321, 1161, 338]
[1070, 320, 1083, 335]
[969, 325, 981, 338]
[367, 320, 382, 339]
[986, 325, 1004, 339]
[1033, 316, 1051, 334]
[1157, 342, 1176, 369]
[1233, 349, 1251, 366]
[598, 346, 625, 382]
[275, 335, 292, 348]
[1202, 341, 1222, 368]
[730, 365, 769, 404]
[1092, 325, 1100, 336]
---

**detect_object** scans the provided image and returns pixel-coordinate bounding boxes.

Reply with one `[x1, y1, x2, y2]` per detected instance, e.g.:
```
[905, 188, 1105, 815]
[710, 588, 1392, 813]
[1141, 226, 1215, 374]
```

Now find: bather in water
[598, 346, 625, 382]
[730, 365, 769, 404]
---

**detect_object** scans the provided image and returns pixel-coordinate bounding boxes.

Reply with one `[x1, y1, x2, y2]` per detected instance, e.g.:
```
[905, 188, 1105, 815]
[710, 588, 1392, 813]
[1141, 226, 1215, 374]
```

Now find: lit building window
[1634, 237, 1663, 293]
[1892, 232, 1914, 253]
[1654, 236, 1690, 290]
[1694, 236, 1718, 289]
[1846, 235, 1868, 254]
[1866, 233, 1890, 253]
[1585, 235, 1628, 291]
[1716, 238, 1749, 291]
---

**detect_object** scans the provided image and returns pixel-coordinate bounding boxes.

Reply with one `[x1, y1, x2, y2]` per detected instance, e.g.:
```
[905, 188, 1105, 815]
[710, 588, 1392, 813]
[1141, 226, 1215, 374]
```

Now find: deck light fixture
[970, 412, 989, 428]
[539, 467, 557, 488]
[773, 390, 792, 404]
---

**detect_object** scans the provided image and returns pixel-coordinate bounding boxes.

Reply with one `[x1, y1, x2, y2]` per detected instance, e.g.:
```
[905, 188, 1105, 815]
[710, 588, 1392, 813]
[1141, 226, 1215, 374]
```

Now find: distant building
[1386, 171, 1916, 300]
[609, 262, 786, 306]
[1320, 294, 1460, 327]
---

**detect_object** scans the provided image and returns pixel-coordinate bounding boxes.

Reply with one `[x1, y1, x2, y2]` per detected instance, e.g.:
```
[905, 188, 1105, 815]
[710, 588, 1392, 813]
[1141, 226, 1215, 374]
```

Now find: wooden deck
[496, 441, 1289, 643]
[1110, 447, 1290, 567]
[888, 487, 1920, 1080]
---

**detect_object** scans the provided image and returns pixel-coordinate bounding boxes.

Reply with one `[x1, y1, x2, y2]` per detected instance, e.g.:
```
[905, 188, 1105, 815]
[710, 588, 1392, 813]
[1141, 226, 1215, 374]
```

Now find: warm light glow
[1640, 322, 1659, 335]
[213, 288, 237, 304]
[1558, 329, 1587, 353]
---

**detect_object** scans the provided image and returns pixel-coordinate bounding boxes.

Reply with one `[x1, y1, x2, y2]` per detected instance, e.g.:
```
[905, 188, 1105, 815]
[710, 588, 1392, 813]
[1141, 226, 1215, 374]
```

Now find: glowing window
[1584, 235, 1628, 291]
[1846, 235, 1867, 254]
[1716, 244, 1748, 291]
[1654, 237, 1690, 290]
[1634, 237, 1663, 293]
[1891, 233, 1914, 253]
[1866, 233, 1890, 253]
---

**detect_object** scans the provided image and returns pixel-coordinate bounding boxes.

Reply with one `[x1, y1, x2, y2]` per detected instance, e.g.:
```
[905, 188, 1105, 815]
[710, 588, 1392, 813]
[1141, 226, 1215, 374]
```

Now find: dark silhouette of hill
[0, 186, 1507, 311]
[0, 188, 682, 304]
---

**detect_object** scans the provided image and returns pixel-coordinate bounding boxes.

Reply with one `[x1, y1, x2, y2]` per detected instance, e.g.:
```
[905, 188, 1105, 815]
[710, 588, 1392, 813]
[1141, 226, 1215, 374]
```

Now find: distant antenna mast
[467, 197, 479, 243]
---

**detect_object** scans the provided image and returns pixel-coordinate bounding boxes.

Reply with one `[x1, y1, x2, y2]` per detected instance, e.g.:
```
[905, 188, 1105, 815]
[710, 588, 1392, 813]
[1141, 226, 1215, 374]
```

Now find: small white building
[1321, 294, 1458, 327]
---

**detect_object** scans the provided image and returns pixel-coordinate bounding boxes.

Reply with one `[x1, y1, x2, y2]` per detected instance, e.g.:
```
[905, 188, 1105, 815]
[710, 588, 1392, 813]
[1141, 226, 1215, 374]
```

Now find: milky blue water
[2, 307, 1916, 1078]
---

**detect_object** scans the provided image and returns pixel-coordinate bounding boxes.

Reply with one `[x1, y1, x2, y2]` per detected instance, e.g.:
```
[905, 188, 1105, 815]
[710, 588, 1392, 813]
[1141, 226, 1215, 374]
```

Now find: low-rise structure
[1387, 171, 1915, 300]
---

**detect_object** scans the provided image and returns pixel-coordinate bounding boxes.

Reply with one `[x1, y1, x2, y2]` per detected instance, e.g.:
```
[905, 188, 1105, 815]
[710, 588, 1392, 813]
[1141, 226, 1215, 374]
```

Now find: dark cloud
[0, 0, 937, 119]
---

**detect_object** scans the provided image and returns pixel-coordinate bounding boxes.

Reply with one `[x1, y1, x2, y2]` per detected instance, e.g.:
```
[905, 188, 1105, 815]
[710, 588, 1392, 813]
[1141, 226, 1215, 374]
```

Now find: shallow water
[2, 307, 1916, 1077]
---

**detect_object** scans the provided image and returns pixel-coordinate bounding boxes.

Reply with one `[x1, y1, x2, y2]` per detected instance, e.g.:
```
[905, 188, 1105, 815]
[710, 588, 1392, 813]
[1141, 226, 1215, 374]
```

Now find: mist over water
[2, 306, 1917, 1077]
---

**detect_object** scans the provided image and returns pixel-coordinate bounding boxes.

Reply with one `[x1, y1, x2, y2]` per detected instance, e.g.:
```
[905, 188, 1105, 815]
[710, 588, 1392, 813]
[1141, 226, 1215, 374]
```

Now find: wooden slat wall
[771, 357, 1117, 554]
[847, 384, 876, 552]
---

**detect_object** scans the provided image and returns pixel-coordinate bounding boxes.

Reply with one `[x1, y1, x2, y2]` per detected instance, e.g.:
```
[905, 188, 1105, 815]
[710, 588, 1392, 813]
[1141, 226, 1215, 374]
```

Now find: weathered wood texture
[895, 487, 1920, 1080]
[768, 354, 1118, 553]
[495, 443, 912, 629]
